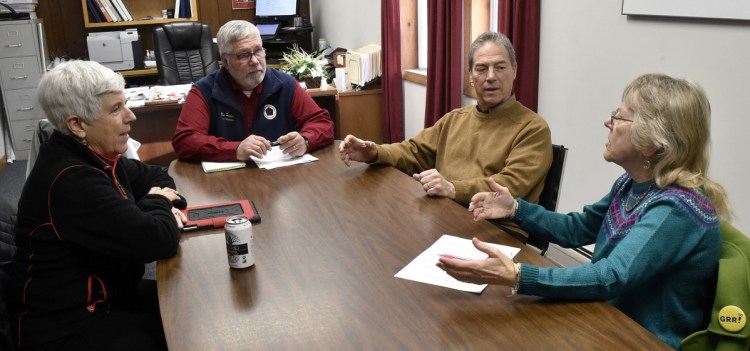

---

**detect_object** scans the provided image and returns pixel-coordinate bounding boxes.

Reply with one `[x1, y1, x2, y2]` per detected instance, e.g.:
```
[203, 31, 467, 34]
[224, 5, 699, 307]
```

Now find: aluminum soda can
[224, 215, 254, 269]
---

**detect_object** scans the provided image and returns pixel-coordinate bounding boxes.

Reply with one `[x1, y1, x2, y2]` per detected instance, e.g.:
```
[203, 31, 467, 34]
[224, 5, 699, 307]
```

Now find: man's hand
[413, 169, 456, 199]
[236, 135, 273, 160]
[277, 132, 307, 157]
[339, 134, 378, 166]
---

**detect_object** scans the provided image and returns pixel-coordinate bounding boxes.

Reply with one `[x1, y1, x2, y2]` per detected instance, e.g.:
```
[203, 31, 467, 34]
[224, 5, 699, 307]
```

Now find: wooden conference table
[157, 142, 671, 350]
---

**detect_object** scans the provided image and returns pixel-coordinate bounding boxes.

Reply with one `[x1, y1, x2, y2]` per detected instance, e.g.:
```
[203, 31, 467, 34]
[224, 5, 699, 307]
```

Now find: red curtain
[498, 0, 541, 112]
[424, 0, 463, 128]
[381, 0, 405, 143]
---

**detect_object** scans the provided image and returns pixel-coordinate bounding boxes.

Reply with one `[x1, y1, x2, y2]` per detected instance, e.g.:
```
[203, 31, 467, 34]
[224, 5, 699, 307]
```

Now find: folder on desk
[181, 199, 260, 231]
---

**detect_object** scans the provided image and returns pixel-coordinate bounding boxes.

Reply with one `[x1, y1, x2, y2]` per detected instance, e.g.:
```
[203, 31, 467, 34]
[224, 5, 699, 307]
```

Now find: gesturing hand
[339, 134, 378, 166]
[468, 178, 516, 221]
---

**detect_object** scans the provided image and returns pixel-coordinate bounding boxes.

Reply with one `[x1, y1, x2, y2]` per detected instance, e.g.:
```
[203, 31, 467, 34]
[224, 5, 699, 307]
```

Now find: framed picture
[622, 0, 750, 20]
[232, 0, 255, 10]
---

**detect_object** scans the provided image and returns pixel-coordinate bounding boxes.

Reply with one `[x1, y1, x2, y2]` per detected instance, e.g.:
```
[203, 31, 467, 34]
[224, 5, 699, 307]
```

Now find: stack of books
[86, 0, 134, 23]
[86, 0, 194, 23]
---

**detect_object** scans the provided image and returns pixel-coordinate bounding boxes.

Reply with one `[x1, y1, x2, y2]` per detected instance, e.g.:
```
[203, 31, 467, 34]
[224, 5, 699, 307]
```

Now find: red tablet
[180, 200, 260, 232]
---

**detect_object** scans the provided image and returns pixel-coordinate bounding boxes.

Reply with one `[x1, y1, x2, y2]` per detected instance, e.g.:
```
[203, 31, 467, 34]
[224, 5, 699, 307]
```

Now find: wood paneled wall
[35, 0, 310, 60]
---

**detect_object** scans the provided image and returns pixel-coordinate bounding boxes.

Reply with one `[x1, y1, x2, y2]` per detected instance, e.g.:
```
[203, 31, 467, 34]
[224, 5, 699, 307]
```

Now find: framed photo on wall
[232, 0, 255, 10]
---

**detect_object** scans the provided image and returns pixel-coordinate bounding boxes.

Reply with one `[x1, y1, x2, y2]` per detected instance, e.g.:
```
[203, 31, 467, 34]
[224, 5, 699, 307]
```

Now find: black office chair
[153, 22, 219, 85]
[526, 144, 568, 255]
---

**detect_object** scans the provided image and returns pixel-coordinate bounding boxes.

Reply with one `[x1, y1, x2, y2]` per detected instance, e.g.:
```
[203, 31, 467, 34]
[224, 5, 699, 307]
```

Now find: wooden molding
[463, 0, 490, 99]
[400, 0, 418, 70]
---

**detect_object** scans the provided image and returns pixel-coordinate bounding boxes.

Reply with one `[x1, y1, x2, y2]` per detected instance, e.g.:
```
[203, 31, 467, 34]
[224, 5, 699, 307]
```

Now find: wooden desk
[157, 142, 670, 350]
[129, 103, 182, 166]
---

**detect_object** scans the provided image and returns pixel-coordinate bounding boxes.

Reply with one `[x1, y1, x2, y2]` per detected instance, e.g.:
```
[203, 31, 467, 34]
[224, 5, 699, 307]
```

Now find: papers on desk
[250, 146, 318, 169]
[124, 84, 193, 108]
[202, 161, 247, 173]
[395, 234, 521, 294]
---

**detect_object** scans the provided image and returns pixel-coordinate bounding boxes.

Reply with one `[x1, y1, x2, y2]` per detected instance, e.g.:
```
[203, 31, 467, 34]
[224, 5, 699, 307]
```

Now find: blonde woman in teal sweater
[438, 73, 731, 349]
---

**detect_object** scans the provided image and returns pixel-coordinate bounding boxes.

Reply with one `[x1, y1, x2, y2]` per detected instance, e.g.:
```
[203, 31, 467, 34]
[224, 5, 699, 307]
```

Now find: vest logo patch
[263, 104, 277, 120]
[220, 111, 236, 122]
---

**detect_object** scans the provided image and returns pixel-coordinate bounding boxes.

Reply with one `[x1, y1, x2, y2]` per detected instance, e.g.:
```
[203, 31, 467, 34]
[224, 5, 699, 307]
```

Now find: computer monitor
[255, 0, 298, 19]
[256, 23, 281, 40]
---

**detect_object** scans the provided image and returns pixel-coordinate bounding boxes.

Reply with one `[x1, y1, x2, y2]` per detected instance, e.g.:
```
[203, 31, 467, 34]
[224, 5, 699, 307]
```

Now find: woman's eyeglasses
[610, 108, 633, 125]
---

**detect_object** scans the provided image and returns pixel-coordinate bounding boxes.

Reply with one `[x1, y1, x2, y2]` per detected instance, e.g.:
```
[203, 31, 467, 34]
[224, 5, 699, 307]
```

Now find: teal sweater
[514, 174, 721, 349]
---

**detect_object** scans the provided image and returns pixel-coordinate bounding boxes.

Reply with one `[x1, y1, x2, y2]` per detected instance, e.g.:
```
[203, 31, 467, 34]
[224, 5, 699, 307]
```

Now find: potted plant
[280, 44, 328, 89]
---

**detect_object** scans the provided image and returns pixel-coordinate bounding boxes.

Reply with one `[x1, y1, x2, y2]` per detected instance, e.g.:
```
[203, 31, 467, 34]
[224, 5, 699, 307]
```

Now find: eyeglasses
[226, 47, 266, 62]
[610, 108, 633, 125]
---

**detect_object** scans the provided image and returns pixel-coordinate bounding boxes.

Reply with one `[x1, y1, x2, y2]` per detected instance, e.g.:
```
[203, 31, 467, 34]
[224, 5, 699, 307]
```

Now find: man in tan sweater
[340, 31, 552, 211]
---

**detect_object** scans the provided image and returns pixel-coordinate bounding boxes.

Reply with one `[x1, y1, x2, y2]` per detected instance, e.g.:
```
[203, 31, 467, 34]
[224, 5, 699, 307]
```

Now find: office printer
[87, 29, 144, 71]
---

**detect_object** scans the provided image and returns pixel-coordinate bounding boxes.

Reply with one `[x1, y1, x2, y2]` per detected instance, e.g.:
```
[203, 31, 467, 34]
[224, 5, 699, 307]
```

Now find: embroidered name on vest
[220, 111, 236, 122]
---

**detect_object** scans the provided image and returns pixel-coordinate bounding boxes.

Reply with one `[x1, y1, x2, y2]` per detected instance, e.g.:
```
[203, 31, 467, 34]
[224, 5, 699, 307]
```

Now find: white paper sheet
[250, 146, 318, 169]
[395, 234, 521, 293]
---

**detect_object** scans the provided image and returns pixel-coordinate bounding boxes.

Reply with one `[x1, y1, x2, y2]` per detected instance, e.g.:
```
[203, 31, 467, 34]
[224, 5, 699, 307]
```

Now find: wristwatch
[303, 137, 309, 149]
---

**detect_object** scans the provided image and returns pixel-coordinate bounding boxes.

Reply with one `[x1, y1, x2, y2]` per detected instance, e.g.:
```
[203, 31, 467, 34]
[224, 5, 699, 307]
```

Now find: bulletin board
[622, 0, 750, 21]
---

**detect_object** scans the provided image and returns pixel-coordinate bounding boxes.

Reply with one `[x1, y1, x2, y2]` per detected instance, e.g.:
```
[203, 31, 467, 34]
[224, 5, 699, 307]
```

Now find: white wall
[403, 80, 426, 139]
[538, 0, 750, 235]
[309, 0, 381, 51]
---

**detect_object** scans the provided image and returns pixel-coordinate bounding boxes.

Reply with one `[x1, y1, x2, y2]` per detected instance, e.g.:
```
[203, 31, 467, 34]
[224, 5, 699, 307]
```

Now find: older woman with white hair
[438, 73, 731, 349]
[10, 60, 186, 350]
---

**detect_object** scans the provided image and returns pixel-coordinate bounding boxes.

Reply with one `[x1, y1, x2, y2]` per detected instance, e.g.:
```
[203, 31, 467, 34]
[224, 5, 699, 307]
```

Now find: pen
[271, 140, 281, 146]
[437, 253, 471, 260]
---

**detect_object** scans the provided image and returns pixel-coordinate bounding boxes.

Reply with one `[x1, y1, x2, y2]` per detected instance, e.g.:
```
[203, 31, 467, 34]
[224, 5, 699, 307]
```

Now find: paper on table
[394, 234, 521, 293]
[202, 161, 247, 173]
[250, 146, 318, 169]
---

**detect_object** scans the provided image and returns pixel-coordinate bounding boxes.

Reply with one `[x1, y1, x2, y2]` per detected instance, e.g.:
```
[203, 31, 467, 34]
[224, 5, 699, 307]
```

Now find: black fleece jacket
[10, 131, 183, 348]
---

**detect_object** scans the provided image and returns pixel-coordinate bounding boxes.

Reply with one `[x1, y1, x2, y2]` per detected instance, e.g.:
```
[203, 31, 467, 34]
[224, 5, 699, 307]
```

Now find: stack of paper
[250, 146, 318, 169]
[395, 234, 521, 293]
[345, 44, 382, 87]
[201, 161, 246, 173]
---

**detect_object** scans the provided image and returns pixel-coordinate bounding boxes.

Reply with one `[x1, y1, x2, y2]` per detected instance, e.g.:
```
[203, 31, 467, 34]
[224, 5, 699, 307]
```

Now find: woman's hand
[148, 186, 181, 202]
[148, 187, 187, 229]
[170, 207, 187, 229]
[468, 178, 516, 221]
[436, 237, 517, 286]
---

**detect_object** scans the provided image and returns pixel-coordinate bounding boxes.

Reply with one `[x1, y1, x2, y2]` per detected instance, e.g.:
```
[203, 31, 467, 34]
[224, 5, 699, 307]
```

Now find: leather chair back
[526, 144, 567, 255]
[153, 22, 219, 85]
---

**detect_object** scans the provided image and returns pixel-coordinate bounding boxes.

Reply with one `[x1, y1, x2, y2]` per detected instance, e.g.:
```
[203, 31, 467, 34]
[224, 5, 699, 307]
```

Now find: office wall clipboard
[181, 200, 260, 232]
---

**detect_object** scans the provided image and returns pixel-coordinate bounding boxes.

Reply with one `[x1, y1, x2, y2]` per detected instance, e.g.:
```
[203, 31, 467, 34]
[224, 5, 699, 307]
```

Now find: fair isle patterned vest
[604, 174, 719, 241]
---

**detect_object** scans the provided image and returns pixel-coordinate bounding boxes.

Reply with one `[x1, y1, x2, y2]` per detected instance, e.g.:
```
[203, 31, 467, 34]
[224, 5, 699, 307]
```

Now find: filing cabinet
[0, 19, 47, 159]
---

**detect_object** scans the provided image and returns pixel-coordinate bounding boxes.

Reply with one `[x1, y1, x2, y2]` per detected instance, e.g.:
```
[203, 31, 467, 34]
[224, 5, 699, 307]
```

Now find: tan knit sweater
[375, 95, 552, 207]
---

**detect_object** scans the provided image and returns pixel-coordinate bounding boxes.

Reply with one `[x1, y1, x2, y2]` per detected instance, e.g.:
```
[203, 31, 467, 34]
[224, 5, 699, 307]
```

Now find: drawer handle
[23, 138, 33, 142]
[17, 107, 34, 111]
[25, 126, 35, 131]
[6, 43, 22, 48]
[11, 76, 29, 80]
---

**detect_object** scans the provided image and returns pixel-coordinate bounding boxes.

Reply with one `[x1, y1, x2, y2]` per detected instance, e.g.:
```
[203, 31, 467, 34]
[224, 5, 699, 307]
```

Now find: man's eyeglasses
[227, 48, 266, 62]
[610, 108, 633, 125]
